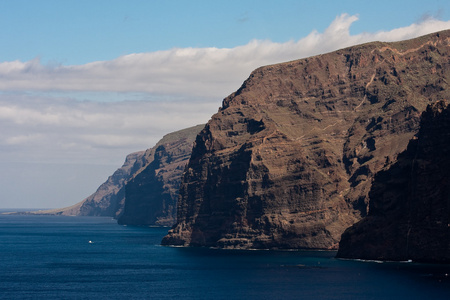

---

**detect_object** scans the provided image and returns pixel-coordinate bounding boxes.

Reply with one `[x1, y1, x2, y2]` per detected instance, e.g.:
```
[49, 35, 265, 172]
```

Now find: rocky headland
[162, 30, 450, 249]
[118, 124, 204, 226]
[32, 125, 203, 224]
[337, 100, 450, 263]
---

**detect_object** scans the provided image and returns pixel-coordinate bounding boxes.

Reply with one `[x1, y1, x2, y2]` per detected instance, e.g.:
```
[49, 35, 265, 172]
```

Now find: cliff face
[118, 124, 204, 226]
[35, 125, 203, 222]
[78, 151, 147, 217]
[162, 30, 450, 249]
[337, 101, 450, 263]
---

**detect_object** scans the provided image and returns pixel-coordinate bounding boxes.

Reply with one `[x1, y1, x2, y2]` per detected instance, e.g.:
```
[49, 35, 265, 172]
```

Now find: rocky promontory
[162, 30, 450, 249]
[337, 101, 450, 263]
[118, 124, 204, 226]
[33, 125, 203, 223]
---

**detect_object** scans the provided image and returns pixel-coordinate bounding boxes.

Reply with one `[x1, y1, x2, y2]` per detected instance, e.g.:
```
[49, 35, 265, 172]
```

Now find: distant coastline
[0, 208, 54, 214]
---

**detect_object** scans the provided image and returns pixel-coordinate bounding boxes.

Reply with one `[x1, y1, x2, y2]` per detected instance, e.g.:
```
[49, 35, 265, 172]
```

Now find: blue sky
[0, 0, 449, 209]
[1, 0, 448, 65]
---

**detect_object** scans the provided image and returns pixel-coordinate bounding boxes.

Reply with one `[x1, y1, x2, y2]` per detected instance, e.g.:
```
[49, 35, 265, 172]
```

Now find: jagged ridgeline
[35, 125, 204, 222]
[162, 30, 450, 249]
[337, 100, 450, 263]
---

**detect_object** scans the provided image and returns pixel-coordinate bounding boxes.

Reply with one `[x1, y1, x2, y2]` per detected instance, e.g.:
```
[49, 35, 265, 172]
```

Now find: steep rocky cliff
[337, 101, 450, 263]
[162, 30, 450, 249]
[34, 125, 203, 221]
[78, 151, 147, 217]
[118, 124, 204, 226]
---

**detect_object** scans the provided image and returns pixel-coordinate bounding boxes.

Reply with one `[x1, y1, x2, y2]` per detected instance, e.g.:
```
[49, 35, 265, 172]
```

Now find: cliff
[337, 101, 450, 263]
[162, 30, 450, 249]
[118, 124, 204, 226]
[33, 125, 203, 221]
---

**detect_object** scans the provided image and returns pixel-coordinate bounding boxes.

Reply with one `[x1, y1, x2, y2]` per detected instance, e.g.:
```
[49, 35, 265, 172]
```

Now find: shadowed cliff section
[162, 30, 450, 249]
[337, 101, 450, 263]
[118, 124, 204, 226]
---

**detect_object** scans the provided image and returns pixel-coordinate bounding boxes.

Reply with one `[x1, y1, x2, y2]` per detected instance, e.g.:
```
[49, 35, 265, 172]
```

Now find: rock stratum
[162, 30, 450, 249]
[337, 101, 450, 263]
[34, 125, 203, 224]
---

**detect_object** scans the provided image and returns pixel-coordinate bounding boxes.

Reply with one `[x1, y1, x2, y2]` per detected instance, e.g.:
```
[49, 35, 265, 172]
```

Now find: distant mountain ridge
[162, 30, 450, 249]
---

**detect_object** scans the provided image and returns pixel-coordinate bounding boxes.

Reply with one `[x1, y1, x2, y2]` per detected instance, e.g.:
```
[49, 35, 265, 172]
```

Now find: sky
[1, 0, 449, 209]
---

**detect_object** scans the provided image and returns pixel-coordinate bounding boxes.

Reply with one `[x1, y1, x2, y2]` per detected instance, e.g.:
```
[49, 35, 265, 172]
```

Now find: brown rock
[337, 100, 450, 263]
[162, 30, 450, 249]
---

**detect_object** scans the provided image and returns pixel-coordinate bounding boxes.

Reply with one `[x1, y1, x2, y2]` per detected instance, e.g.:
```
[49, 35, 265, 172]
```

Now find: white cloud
[5, 133, 44, 145]
[0, 95, 219, 165]
[0, 14, 449, 99]
[1, 14, 449, 165]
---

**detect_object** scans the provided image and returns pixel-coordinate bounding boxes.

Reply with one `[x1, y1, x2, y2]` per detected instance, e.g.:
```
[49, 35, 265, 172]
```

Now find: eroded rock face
[162, 30, 450, 249]
[118, 124, 204, 226]
[337, 101, 450, 263]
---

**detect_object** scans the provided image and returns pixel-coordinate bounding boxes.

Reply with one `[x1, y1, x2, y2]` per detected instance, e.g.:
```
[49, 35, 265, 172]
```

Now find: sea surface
[1, 211, 449, 299]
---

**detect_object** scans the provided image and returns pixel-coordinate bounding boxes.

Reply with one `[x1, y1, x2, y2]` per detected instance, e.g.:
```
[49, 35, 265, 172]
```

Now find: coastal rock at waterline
[118, 124, 204, 226]
[337, 101, 450, 263]
[162, 30, 450, 249]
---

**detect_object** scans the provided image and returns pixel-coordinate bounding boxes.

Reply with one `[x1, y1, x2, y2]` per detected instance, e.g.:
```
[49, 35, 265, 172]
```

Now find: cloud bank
[0, 95, 217, 165]
[1, 14, 449, 99]
[2, 14, 449, 164]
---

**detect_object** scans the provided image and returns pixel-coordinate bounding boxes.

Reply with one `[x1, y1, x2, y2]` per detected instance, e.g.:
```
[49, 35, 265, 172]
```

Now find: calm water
[0, 212, 449, 299]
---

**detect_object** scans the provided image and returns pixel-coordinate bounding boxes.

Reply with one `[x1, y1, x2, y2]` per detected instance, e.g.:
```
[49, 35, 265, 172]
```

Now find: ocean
[0, 212, 449, 299]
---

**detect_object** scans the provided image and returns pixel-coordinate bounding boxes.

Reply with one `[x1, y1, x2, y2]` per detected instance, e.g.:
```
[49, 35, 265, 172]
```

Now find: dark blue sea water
[0, 212, 449, 299]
